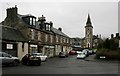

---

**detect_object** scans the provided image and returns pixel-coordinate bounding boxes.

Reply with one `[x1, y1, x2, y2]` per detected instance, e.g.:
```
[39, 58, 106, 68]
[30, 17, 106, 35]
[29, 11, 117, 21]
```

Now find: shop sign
[50, 46, 54, 48]
[45, 46, 54, 48]
[45, 46, 49, 48]
[30, 44, 37, 47]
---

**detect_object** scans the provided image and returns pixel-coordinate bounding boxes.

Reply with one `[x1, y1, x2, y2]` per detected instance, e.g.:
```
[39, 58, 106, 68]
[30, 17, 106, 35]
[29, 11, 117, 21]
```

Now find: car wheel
[13, 60, 19, 66]
[28, 61, 32, 66]
[45, 58, 47, 61]
[38, 62, 41, 66]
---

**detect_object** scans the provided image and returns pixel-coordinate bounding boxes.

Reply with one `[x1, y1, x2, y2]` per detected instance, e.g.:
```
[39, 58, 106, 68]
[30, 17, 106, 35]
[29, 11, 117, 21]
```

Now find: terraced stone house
[1, 5, 72, 60]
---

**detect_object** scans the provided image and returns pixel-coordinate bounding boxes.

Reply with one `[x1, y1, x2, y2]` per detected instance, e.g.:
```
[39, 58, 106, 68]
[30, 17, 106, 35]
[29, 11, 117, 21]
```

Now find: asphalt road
[2, 55, 118, 74]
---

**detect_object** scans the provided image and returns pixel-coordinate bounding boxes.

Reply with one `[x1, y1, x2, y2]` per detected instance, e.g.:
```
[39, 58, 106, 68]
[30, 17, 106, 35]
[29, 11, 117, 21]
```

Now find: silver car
[32, 53, 48, 62]
[0, 52, 20, 66]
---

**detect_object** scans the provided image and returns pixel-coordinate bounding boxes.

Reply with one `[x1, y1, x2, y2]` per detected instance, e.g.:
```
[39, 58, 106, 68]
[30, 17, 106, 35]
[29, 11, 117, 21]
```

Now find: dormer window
[46, 24, 49, 31]
[30, 17, 32, 25]
[46, 24, 50, 31]
[29, 17, 36, 26]
[45, 22, 51, 31]
[22, 15, 36, 26]
[33, 18, 36, 25]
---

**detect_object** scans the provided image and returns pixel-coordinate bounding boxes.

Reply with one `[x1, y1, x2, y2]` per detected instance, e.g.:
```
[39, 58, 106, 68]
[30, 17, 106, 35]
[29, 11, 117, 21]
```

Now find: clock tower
[85, 14, 93, 48]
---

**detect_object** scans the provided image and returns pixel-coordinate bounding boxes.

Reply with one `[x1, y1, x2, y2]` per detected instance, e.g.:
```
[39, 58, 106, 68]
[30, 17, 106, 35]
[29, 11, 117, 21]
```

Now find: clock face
[88, 30, 92, 34]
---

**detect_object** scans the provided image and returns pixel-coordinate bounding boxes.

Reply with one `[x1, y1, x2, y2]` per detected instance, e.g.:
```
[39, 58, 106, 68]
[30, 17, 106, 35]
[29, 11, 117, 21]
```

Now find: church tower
[85, 14, 93, 48]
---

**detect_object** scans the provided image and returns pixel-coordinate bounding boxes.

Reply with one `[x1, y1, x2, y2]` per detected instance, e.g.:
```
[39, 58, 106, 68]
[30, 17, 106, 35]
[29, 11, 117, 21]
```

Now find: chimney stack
[38, 15, 46, 22]
[50, 21, 53, 28]
[6, 5, 18, 22]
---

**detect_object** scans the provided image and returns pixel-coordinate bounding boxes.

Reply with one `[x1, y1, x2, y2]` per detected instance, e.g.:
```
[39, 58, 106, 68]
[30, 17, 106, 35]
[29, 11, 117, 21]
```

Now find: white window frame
[61, 37, 62, 43]
[56, 36, 58, 42]
[33, 18, 36, 26]
[46, 24, 49, 31]
[30, 17, 32, 25]
[7, 44, 13, 49]
[38, 31, 41, 41]
[31, 29, 34, 40]
[46, 23, 50, 31]
[67, 38, 69, 43]
[46, 34, 48, 42]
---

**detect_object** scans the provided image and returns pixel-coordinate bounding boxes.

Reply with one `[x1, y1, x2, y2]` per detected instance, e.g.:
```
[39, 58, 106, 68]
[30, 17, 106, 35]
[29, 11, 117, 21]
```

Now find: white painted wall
[55, 45, 61, 56]
[23, 43, 28, 57]
[42, 46, 45, 55]
[18, 42, 28, 61]
[18, 42, 22, 60]
[63, 46, 66, 52]
[49, 48, 54, 57]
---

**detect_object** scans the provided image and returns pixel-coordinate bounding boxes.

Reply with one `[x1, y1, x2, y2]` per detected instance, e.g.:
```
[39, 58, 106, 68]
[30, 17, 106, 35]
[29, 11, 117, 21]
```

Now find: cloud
[0, 2, 118, 38]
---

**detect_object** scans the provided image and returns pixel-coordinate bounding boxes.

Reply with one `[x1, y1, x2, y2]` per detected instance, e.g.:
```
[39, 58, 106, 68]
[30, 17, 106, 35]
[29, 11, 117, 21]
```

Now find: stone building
[51, 27, 72, 56]
[70, 38, 82, 50]
[84, 14, 93, 48]
[81, 14, 100, 49]
[1, 25, 28, 60]
[1, 5, 71, 59]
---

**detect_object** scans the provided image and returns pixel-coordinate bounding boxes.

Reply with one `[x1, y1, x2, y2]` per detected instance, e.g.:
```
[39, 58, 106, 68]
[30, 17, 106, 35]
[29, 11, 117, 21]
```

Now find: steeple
[86, 14, 91, 24]
[84, 13, 93, 48]
[85, 14, 93, 28]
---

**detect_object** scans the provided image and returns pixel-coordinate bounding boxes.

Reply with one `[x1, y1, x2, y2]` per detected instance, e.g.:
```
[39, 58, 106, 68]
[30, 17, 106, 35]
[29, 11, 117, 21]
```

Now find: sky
[0, 0, 119, 38]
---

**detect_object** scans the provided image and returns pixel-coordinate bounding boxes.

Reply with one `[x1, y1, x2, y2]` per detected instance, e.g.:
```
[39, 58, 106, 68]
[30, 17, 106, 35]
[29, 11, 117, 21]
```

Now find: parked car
[59, 52, 66, 58]
[88, 50, 93, 55]
[21, 54, 41, 66]
[77, 52, 86, 59]
[82, 49, 89, 57]
[65, 51, 69, 57]
[0, 52, 20, 66]
[32, 53, 48, 62]
[69, 50, 77, 55]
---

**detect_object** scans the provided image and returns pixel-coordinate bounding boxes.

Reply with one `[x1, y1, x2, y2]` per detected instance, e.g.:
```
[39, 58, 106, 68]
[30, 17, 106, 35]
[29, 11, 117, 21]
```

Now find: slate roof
[17, 14, 41, 30]
[51, 27, 69, 38]
[18, 14, 69, 38]
[86, 14, 92, 24]
[93, 35, 99, 40]
[1, 25, 26, 42]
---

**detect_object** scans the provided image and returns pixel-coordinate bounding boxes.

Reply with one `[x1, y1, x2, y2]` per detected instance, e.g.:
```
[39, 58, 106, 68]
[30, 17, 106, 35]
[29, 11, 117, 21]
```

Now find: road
[2, 55, 118, 74]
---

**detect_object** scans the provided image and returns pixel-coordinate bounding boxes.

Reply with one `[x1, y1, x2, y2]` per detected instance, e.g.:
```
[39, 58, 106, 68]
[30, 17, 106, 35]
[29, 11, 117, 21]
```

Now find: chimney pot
[58, 27, 62, 31]
[111, 34, 114, 39]
[116, 33, 119, 38]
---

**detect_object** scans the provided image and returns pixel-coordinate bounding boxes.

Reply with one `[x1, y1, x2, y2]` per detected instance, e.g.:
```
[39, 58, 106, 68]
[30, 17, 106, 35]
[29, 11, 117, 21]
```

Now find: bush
[95, 49, 120, 60]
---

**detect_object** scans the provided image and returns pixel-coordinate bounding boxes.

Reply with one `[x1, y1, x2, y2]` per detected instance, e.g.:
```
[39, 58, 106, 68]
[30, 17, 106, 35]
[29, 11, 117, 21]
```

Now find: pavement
[85, 54, 119, 63]
[85, 54, 96, 61]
